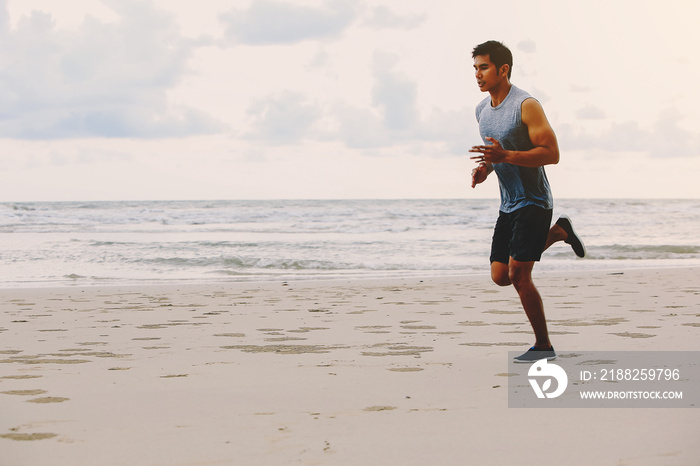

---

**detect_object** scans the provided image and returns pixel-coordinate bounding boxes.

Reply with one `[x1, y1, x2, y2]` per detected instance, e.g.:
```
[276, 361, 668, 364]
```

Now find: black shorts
[490, 205, 553, 264]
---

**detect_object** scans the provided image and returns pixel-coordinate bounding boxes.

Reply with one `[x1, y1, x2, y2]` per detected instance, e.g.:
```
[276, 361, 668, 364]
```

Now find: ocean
[1, 199, 699, 288]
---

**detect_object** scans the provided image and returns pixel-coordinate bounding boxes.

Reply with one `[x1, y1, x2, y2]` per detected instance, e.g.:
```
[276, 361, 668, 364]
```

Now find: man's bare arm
[469, 98, 559, 167]
[518, 98, 559, 166]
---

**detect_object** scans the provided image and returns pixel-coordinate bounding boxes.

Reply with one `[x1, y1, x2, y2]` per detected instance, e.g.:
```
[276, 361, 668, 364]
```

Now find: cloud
[0, 0, 7, 33]
[219, 0, 358, 45]
[333, 104, 391, 149]
[517, 40, 536, 53]
[330, 52, 418, 149]
[240, 50, 479, 155]
[245, 91, 322, 144]
[559, 109, 700, 158]
[363, 6, 426, 29]
[570, 84, 592, 93]
[649, 109, 699, 158]
[371, 53, 418, 131]
[0, 0, 223, 140]
[335, 53, 479, 153]
[576, 105, 606, 120]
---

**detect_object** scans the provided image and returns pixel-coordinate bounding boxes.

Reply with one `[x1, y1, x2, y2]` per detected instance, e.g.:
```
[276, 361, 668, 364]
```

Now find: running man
[468, 40, 585, 363]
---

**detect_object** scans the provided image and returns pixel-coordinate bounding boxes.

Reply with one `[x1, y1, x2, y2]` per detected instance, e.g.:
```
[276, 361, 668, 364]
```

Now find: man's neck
[489, 82, 512, 107]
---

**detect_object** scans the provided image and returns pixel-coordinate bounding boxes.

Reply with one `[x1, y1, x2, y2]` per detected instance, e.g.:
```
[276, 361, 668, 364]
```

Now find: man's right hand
[471, 163, 490, 188]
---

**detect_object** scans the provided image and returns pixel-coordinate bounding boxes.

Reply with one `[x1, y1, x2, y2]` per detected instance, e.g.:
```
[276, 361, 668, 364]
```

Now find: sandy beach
[2, 267, 699, 465]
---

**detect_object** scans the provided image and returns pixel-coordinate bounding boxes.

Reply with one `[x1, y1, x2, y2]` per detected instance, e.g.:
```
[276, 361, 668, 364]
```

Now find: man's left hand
[469, 137, 508, 164]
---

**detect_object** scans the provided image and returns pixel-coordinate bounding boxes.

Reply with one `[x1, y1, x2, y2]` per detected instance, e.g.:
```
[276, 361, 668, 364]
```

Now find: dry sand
[1, 267, 699, 465]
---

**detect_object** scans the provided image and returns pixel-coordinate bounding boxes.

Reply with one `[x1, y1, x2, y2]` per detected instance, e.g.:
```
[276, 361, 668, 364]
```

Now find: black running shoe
[556, 215, 586, 258]
[513, 346, 557, 363]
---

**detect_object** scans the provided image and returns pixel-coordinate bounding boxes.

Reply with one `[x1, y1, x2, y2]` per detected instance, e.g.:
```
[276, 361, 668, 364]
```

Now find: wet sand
[1, 267, 699, 465]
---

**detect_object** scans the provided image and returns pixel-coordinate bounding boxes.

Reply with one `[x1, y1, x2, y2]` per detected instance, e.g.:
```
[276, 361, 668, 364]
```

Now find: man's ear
[499, 64, 510, 77]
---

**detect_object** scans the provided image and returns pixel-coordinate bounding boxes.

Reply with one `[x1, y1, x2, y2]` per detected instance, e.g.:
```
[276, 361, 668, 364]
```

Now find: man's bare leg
[509, 259, 551, 349]
[490, 258, 551, 349]
[544, 223, 567, 251]
[489, 216, 584, 353]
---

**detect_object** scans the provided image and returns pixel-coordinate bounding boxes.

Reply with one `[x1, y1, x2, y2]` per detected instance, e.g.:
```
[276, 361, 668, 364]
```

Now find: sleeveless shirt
[475, 85, 553, 213]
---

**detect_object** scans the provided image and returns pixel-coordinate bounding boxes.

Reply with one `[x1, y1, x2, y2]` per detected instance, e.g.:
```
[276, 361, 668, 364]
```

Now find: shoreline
[1, 262, 699, 292]
[2, 266, 699, 465]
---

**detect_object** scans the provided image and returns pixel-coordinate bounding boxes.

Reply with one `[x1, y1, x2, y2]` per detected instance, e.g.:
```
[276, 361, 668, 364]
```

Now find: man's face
[473, 55, 501, 92]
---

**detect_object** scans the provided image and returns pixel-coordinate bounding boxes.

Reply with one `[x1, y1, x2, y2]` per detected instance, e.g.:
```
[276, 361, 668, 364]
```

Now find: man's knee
[508, 262, 534, 290]
[491, 263, 511, 286]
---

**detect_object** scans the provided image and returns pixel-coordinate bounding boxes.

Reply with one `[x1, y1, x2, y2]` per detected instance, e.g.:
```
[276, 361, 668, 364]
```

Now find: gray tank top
[475, 85, 553, 213]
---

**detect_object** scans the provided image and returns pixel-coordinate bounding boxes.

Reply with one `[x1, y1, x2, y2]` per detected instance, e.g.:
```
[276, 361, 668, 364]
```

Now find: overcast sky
[1, 0, 698, 201]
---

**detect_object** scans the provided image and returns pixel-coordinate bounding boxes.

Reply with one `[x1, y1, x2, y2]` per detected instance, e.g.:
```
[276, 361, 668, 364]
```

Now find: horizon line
[2, 196, 698, 204]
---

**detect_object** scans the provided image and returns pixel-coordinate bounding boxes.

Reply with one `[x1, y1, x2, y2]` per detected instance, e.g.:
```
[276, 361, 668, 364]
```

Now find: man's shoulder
[475, 96, 490, 119]
[510, 85, 534, 103]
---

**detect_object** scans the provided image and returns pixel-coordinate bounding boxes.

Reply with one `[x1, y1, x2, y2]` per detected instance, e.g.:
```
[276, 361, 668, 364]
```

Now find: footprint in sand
[1, 433, 57, 441]
[460, 342, 528, 347]
[363, 406, 397, 412]
[27, 397, 69, 404]
[1, 375, 42, 380]
[2, 389, 47, 396]
[610, 332, 655, 339]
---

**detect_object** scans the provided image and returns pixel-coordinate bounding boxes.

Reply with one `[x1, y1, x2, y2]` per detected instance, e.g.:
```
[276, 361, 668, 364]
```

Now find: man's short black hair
[472, 40, 513, 79]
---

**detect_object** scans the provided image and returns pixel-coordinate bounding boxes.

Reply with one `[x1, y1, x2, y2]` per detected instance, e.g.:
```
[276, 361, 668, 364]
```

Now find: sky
[0, 0, 698, 201]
